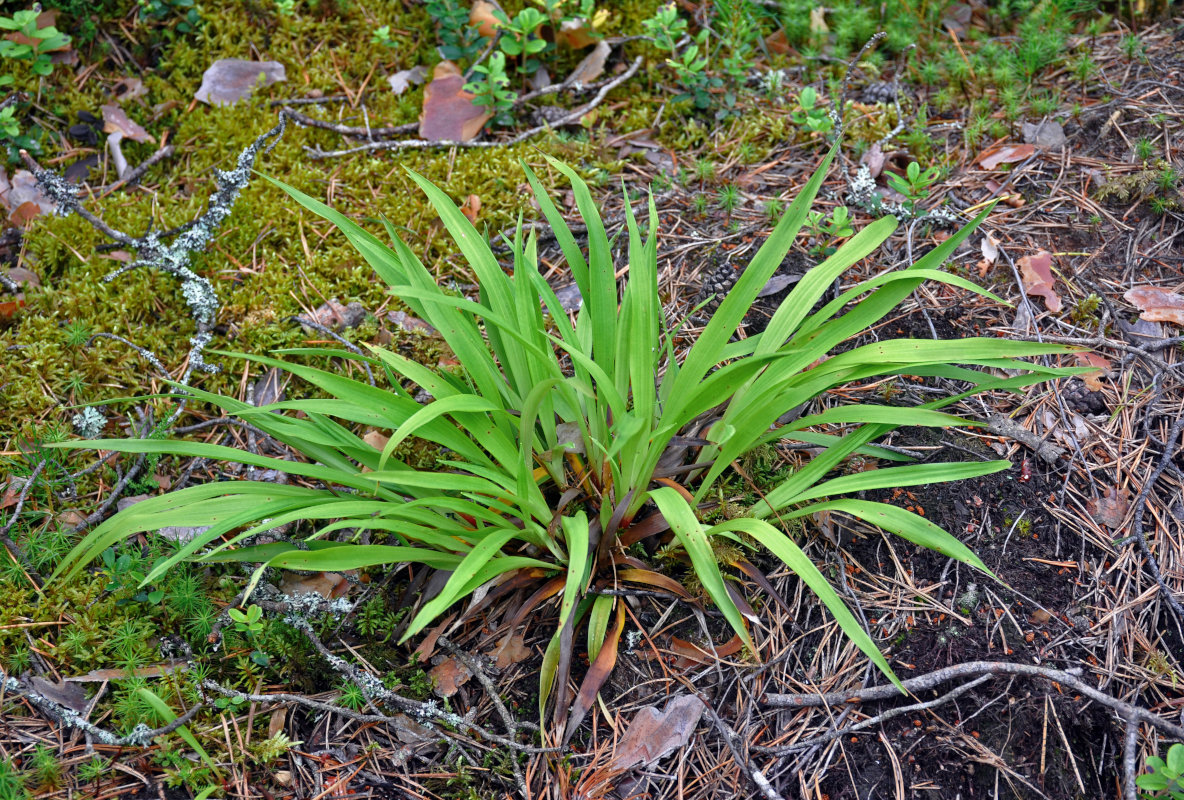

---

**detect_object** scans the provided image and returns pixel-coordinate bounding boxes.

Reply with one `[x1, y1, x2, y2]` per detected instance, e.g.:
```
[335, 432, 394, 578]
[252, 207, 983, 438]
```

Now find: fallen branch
[304, 57, 643, 159]
[761, 659, 1184, 743]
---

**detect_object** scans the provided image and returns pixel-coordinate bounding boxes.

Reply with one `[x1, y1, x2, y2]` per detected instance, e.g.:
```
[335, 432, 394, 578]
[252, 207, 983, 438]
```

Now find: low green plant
[426, 0, 486, 62]
[0, 756, 27, 800]
[137, 0, 201, 35]
[0, 7, 71, 85]
[804, 205, 855, 257]
[717, 183, 742, 215]
[229, 603, 270, 666]
[26, 745, 60, 790]
[465, 51, 517, 128]
[49, 144, 1083, 733]
[886, 161, 942, 216]
[790, 87, 835, 136]
[1139, 743, 1184, 799]
[1135, 137, 1156, 161]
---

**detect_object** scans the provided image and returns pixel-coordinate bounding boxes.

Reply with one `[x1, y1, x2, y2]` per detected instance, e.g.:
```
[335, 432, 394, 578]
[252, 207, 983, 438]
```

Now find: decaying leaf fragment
[976, 143, 1035, 170]
[606, 694, 706, 771]
[1125, 286, 1184, 326]
[1086, 486, 1130, 529]
[429, 655, 473, 697]
[419, 61, 490, 142]
[1018, 250, 1061, 313]
[195, 59, 287, 106]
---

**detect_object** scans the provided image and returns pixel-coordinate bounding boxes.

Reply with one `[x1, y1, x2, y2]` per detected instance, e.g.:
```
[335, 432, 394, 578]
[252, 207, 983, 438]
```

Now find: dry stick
[761, 660, 1184, 742]
[1128, 408, 1184, 629]
[97, 143, 176, 195]
[1124, 714, 1140, 800]
[1, 665, 206, 747]
[752, 675, 991, 755]
[283, 616, 559, 755]
[304, 57, 643, 159]
[0, 460, 46, 588]
[437, 636, 531, 800]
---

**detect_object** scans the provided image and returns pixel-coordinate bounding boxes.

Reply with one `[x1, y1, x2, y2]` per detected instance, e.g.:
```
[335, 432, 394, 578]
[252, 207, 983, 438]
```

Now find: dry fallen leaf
[28, 676, 89, 712]
[111, 76, 148, 103]
[388, 64, 428, 95]
[977, 233, 999, 276]
[1125, 286, 1184, 326]
[1074, 352, 1111, 391]
[460, 193, 481, 224]
[195, 59, 287, 106]
[419, 61, 490, 142]
[1018, 250, 1061, 313]
[279, 571, 352, 599]
[1086, 486, 1130, 529]
[489, 633, 530, 669]
[555, 17, 600, 48]
[566, 40, 610, 85]
[429, 656, 473, 697]
[302, 298, 366, 332]
[976, 143, 1036, 170]
[607, 695, 706, 771]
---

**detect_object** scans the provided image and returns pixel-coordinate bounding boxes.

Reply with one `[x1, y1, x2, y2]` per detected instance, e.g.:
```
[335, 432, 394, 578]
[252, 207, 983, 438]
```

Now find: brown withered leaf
[29, 676, 89, 712]
[460, 193, 481, 224]
[976, 142, 1035, 170]
[489, 634, 530, 669]
[1074, 352, 1111, 391]
[1125, 286, 1184, 326]
[64, 662, 188, 683]
[279, 571, 352, 599]
[252, 367, 286, 407]
[566, 40, 610, 85]
[607, 695, 706, 771]
[1086, 486, 1130, 529]
[429, 656, 473, 697]
[111, 76, 147, 103]
[419, 61, 490, 142]
[1018, 250, 1061, 312]
[556, 17, 600, 48]
[195, 59, 286, 106]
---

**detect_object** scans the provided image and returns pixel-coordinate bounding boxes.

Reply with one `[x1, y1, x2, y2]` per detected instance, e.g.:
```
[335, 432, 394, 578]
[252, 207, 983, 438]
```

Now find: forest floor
[2, 1, 1184, 798]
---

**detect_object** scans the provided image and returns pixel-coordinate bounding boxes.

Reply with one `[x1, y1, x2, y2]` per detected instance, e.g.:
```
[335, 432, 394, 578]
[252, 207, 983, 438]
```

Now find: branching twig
[762, 660, 1184, 743]
[304, 58, 642, 159]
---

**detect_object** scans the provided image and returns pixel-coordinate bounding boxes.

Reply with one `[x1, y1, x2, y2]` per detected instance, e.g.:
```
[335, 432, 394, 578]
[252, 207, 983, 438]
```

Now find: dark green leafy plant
[1140, 743, 1184, 799]
[50, 146, 1083, 732]
[886, 161, 942, 215]
[465, 50, 517, 127]
[425, 0, 486, 62]
[0, 7, 71, 83]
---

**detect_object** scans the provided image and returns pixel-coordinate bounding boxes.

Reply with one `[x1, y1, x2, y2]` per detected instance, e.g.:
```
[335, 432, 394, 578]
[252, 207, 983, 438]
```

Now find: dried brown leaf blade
[606, 695, 706, 772]
[419, 61, 489, 142]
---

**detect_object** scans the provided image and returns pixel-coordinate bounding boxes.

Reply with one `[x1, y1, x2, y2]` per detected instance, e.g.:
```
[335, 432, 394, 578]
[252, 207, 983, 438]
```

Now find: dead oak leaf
[419, 61, 490, 142]
[1125, 286, 1184, 327]
[1018, 250, 1061, 313]
[1074, 352, 1111, 391]
[429, 656, 473, 698]
[488, 633, 530, 669]
[1086, 486, 1130, 529]
[606, 695, 706, 771]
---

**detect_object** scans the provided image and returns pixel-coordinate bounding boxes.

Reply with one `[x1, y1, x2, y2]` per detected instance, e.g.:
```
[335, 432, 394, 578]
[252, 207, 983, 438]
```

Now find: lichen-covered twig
[1, 665, 206, 747]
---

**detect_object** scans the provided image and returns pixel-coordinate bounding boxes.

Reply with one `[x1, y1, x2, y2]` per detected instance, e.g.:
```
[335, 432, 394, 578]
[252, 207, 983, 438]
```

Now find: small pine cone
[1061, 379, 1107, 415]
[696, 260, 741, 311]
[861, 81, 900, 104]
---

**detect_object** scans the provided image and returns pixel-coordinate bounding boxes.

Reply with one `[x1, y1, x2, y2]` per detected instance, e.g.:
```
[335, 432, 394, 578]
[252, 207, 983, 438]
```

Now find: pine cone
[861, 81, 900, 104]
[695, 259, 741, 311]
[1062, 379, 1107, 415]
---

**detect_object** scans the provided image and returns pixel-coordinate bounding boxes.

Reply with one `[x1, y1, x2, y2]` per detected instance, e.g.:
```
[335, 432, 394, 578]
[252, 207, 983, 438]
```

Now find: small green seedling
[886, 161, 942, 215]
[229, 603, 265, 635]
[790, 87, 835, 136]
[0, 7, 71, 83]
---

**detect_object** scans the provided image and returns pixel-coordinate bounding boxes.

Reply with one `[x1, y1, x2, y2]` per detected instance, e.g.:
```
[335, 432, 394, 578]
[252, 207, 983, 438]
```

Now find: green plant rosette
[49, 141, 1087, 725]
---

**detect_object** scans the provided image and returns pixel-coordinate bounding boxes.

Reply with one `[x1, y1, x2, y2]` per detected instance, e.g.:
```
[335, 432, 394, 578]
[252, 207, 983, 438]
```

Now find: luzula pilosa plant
[50, 139, 1085, 736]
